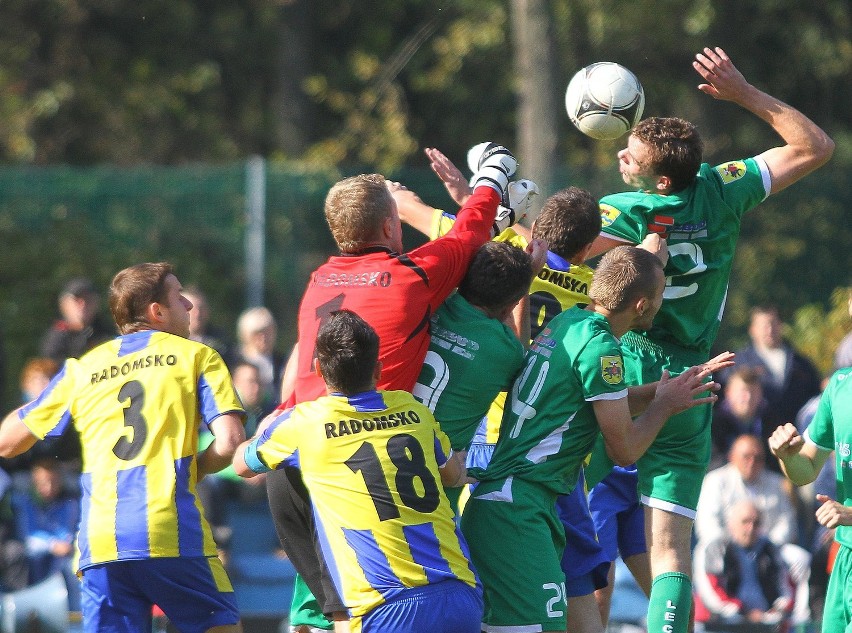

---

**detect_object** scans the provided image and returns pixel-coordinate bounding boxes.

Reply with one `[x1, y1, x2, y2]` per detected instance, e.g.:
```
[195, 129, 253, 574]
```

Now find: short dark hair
[316, 310, 380, 394]
[632, 117, 703, 192]
[750, 304, 780, 321]
[532, 187, 601, 260]
[109, 262, 174, 334]
[589, 246, 663, 312]
[458, 242, 533, 315]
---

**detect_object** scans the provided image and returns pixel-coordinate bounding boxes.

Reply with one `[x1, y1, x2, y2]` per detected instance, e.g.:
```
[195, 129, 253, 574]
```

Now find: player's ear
[313, 358, 323, 379]
[635, 296, 648, 317]
[655, 175, 672, 193]
[145, 302, 164, 326]
[373, 360, 383, 384]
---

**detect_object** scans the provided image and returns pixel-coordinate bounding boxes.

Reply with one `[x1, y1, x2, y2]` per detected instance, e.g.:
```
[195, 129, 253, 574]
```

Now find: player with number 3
[0, 262, 247, 633]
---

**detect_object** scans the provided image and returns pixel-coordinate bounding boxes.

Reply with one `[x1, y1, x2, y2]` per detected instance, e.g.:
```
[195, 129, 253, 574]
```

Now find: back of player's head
[632, 117, 703, 192]
[458, 242, 533, 315]
[589, 246, 663, 312]
[110, 262, 174, 334]
[532, 187, 601, 260]
[316, 310, 380, 394]
[325, 174, 394, 253]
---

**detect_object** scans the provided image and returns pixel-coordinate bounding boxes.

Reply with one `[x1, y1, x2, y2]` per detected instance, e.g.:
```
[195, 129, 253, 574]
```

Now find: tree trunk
[510, 0, 560, 220]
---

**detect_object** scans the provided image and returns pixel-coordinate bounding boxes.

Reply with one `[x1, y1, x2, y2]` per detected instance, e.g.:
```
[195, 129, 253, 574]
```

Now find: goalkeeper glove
[469, 144, 517, 204]
[490, 179, 540, 236]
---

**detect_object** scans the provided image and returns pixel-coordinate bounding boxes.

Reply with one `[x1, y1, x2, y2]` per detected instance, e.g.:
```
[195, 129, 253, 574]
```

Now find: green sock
[646, 572, 692, 633]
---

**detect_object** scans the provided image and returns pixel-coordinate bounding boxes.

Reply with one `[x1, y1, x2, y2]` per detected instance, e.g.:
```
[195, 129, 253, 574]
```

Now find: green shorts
[822, 542, 852, 633]
[461, 477, 567, 631]
[621, 332, 712, 517]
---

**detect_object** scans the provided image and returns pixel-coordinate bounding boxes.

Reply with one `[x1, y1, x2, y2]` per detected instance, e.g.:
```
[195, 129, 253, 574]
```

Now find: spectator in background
[230, 306, 286, 411]
[39, 277, 113, 363]
[710, 367, 769, 471]
[695, 434, 811, 627]
[693, 500, 793, 629]
[12, 458, 79, 609]
[730, 306, 822, 457]
[834, 286, 852, 370]
[0, 325, 6, 412]
[0, 469, 27, 592]
[0, 359, 80, 478]
[184, 286, 232, 359]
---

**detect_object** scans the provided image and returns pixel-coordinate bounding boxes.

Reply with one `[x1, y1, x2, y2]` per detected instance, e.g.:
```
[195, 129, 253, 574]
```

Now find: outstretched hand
[425, 147, 472, 207]
[701, 351, 735, 375]
[654, 365, 720, 415]
[693, 47, 753, 104]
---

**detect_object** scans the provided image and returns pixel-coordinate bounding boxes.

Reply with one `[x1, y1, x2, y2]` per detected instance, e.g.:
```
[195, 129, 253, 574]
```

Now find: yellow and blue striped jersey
[18, 330, 245, 570]
[243, 390, 478, 617]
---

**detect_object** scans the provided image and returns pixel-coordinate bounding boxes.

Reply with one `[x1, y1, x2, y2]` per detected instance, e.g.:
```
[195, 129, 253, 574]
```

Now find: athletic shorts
[80, 556, 239, 633]
[289, 574, 333, 631]
[355, 579, 483, 633]
[555, 472, 610, 596]
[621, 331, 712, 516]
[588, 465, 647, 561]
[461, 476, 567, 631]
[822, 542, 852, 633]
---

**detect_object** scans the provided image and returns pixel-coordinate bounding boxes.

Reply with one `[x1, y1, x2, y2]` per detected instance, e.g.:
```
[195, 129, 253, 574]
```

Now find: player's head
[315, 310, 380, 395]
[458, 242, 534, 319]
[110, 262, 193, 337]
[589, 246, 665, 330]
[531, 187, 601, 262]
[325, 174, 401, 254]
[620, 117, 703, 193]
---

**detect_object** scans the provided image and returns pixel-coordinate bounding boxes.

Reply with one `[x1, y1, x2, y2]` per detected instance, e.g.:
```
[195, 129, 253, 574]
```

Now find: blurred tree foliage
[0, 0, 849, 405]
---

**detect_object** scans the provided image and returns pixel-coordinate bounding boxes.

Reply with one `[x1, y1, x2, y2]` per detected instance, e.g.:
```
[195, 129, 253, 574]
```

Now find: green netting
[0, 160, 848, 410]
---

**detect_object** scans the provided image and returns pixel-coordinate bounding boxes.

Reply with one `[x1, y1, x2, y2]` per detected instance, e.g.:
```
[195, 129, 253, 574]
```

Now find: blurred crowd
[0, 274, 848, 631]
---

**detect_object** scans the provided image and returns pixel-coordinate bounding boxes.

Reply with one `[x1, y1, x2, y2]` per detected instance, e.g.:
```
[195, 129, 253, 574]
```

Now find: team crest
[716, 161, 746, 184]
[599, 204, 621, 228]
[600, 356, 624, 385]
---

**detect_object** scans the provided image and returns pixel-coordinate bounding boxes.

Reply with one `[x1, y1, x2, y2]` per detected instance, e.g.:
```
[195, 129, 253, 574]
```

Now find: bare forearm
[626, 383, 658, 416]
[777, 453, 820, 487]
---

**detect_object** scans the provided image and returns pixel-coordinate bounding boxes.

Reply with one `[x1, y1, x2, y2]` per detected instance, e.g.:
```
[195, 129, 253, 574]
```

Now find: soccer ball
[565, 62, 645, 140]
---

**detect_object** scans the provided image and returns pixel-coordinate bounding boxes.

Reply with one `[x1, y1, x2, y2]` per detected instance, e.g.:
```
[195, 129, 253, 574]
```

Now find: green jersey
[600, 158, 768, 354]
[803, 367, 852, 548]
[472, 307, 628, 494]
[413, 292, 525, 450]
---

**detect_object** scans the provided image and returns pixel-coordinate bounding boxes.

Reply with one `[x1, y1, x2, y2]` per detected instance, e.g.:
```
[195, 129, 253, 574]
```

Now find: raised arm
[767, 422, 831, 486]
[693, 46, 834, 194]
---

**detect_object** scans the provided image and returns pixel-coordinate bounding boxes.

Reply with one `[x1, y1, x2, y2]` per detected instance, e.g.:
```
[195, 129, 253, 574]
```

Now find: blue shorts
[556, 473, 610, 597]
[588, 465, 647, 561]
[356, 579, 483, 633]
[81, 556, 239, 633]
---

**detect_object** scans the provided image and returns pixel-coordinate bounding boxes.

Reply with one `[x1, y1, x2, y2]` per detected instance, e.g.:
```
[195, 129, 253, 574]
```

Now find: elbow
[603, 444, 637, 468]
[814, 133, 835, 166]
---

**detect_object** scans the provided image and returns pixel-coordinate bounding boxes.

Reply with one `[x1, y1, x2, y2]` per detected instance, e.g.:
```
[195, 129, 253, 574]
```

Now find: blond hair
[324, 174, 393, 253]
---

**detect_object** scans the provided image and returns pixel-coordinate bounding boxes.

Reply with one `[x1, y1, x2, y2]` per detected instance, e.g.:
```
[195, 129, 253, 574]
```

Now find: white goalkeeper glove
[491, 179, 540, 236]
[468, 143, 517, 204]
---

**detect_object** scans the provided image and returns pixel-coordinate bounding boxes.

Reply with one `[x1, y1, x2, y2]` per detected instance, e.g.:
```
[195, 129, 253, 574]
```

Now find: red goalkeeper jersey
[292, 186, 500, 404]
